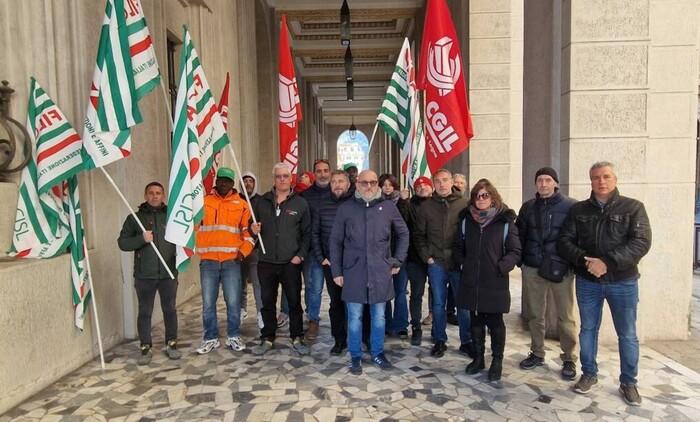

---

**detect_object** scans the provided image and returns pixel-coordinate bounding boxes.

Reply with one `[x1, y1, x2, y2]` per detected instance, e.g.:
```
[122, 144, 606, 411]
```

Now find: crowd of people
[118, 160, 651, 407]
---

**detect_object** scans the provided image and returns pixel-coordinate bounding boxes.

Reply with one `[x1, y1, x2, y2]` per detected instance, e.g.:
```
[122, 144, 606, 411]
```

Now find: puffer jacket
[118, 202, 177, 279]
[330, 194, 409, 304]
[557, 189, 651, 282]
[413, 191, 469, 270]
[196, 189, 254, 261]
[516, 190, 576, 268]
[405, 194, 430, 262]
[311, 190, 353, 263]
[454, 207, 521, 314]
[253, 188, 311, 264]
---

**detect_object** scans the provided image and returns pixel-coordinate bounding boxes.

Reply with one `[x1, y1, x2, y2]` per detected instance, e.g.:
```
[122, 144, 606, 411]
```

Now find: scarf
[470, 204, 501, 227]
[383, 190, 400, 204]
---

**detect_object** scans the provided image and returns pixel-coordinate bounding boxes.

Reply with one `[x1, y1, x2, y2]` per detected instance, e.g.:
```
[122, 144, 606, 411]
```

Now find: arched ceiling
[269, 0, 425, 125]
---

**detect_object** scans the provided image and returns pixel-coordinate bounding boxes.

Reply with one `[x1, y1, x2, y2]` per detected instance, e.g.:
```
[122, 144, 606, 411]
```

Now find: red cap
[414, 176, 434, 190]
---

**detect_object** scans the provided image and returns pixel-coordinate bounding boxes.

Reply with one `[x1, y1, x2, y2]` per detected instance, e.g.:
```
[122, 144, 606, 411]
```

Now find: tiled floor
[3, 276, 700, 421]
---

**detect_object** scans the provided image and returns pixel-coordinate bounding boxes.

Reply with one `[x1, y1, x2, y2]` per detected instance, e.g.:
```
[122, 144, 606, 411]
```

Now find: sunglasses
[358, 180, 379, 187]
[476, 192, 491, 200]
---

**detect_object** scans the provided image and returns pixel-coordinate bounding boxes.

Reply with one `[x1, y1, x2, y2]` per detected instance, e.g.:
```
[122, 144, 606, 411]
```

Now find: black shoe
[488, 358, 503, 381]
[410, 328, 422, 346]
[330, 339, 347, 356]
[398, 330, 408, 340]
[465, 355, 485, 374]
[431, 341, 447, 358]
[350, 357, 362, 375]
[459, 341, 477, 359]
[372, 353, 392, 369]
[561, 361, 577, 380]
[447, 313, 458, 326]
[519, 352, 545, 370]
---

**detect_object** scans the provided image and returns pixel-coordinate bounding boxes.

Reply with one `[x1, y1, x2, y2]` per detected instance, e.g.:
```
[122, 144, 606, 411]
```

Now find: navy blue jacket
[311, 190, 353, 264]
[330, 195, 409, 304]
[300, 182, 331, 213]
[516, 190, 576, 268]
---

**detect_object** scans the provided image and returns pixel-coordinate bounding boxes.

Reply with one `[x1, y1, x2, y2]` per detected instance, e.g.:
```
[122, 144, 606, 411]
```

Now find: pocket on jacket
[608, 214, 630, 237]
[343, 256, 359, 269]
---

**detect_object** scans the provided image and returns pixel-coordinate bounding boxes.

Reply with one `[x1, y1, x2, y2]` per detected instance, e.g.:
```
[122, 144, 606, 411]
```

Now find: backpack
[461, 218, 509, 255]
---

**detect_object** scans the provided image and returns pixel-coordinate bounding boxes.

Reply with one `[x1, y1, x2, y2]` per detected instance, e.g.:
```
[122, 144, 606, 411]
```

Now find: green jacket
[118, 202, 177, 279]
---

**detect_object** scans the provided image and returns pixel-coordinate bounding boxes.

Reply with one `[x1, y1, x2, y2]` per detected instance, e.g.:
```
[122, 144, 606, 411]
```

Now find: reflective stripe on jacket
[196, 190, 254, 262]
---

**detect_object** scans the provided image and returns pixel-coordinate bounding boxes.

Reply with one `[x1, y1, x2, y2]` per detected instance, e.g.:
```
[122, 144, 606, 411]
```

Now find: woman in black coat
[454, 179, 521, 381]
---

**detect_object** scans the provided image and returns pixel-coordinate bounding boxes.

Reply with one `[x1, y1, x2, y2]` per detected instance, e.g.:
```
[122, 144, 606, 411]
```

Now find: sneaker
[447, 313, 458, 326]
[240, 308, 248, 321]
[292, 337, 310, 356]
[350, 357, 362, 375]
[372, 353, 392, 369]
[561, 361, 577, 380]
[137, 344, 152, 365]
[257, 312, 264, 329]
[225, 336, 246, 352]
[196, 339, 221, 355]
[306, 321, 320, 340]
[410, 328, 422, 346]
[330, 339, 347, 356]
[277, 313, 289, 327]
[573, 374, 598, 394]
[252, 340, 275, 356]
[619, 383, 642, 406]
[431, 341, 447, 358]
[519, 352, 545, 370]
[398, 330, 408, 340]
[459, 341, 477, 359]
[165, 339, 181, 360]
[422, 313, 433, 326]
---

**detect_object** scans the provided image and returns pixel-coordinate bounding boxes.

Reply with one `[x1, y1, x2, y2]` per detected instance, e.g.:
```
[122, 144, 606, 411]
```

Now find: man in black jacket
[558, 162, 651, 406]
[516, 167, 578, 380]
[311, 170, 352, 355]
[118, 182, 179, 365]
[250, 163, 311, 356]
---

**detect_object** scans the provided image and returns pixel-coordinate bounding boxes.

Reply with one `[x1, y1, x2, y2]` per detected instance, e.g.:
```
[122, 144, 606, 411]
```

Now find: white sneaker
[196, 339, 220, 355]
[225, 336, 246, 351]
[257, 312, 264, 329]
[241, 308, 248, 322]
[277, 312, 289, 327]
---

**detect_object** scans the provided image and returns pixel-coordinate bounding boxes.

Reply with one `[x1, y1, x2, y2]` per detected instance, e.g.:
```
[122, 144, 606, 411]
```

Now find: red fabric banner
[203, 72, 230, 194]
[278, 14, 302, 179]
[417, 0, 473, 173]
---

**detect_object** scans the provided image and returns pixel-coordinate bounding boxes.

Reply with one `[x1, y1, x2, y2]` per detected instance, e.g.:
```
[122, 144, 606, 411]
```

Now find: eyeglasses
[358, 180, 378, 187]
[274, 174, 291, 180]
[476, 192, 491, 200]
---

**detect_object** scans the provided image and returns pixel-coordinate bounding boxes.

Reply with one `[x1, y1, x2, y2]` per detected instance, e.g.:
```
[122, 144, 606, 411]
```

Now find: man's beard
[316, 179, 330, 188]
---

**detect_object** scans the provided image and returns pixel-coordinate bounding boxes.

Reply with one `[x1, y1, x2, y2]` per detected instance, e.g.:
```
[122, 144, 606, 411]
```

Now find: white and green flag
[165, 26, 230, 272]
[64, 176, 92, 330]
[29, 78, 84, 193]
[377, 38, 430, 187]
[82, 0, 146, 169]
[125, 0, 160, 99]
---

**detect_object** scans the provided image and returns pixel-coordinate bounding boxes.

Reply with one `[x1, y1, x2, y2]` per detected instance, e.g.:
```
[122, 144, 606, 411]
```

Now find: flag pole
[81, 245, 106, 369]
[226, 144, 266, 254]
[159, 80, 174, 132]
[366, 122, 379, 168]
[98, 167, 176, 279]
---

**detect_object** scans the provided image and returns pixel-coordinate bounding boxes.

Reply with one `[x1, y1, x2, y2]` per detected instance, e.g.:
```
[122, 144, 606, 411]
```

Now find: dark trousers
[470, 312, 505, 330]
[322, 266, 346, 340]
[407, 260, 428, 329]
[135, 278, 178, 345]
[258, 261, 303, 341]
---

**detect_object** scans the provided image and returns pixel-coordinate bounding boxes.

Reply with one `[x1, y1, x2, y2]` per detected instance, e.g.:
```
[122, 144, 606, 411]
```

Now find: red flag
[417, 0, 473, 173]
[203, 72, 230, 193]
[278, 14, 302, 179]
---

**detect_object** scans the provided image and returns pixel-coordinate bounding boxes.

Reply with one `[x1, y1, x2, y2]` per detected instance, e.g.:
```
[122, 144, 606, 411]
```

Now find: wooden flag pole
[226, 144, 266, 254]
[99, 167, 176, 279]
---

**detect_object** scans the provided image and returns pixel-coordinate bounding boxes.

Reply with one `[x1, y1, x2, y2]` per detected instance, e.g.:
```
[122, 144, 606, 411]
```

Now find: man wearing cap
[516, 167, 578, 380]
[343, 163, 359, 186]
[406, 176, 434, 346]
[414, 169, 474, 358]
[195, 167, 255, 355]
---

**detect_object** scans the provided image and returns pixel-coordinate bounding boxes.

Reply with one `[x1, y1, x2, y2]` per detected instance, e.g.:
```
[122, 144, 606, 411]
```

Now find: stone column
[561, 0, 699, 341]
[236, 0, 261, 174]
[468, 0, 523, 207]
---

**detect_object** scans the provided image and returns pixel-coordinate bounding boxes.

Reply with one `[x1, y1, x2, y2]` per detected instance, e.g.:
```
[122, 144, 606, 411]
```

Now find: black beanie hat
[535, 167, 559, 184]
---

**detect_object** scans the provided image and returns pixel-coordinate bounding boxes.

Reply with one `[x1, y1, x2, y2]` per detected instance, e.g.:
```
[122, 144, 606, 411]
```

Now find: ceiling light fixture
[340, 0, 351, 46]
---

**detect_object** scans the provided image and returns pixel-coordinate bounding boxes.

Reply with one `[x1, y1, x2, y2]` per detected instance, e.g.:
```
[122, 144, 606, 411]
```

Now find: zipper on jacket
[475, 225, 483, 313]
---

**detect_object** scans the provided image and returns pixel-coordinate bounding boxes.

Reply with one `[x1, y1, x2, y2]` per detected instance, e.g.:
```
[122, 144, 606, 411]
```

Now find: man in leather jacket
[558, 161, 652, 406]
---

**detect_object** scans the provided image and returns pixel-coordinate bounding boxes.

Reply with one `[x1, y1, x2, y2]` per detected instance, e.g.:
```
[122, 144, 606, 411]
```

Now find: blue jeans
[576, 275, 640, 385]
[347, 301, 386, 359]
[386, 262, 409, 333]
[200, 259, 242, 340]
[302, 258, 324, 322]
[428, 263, 471, 343]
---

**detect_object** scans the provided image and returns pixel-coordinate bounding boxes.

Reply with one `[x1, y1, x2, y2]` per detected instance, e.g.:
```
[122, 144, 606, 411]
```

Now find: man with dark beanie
[516, 167, 578, 380]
